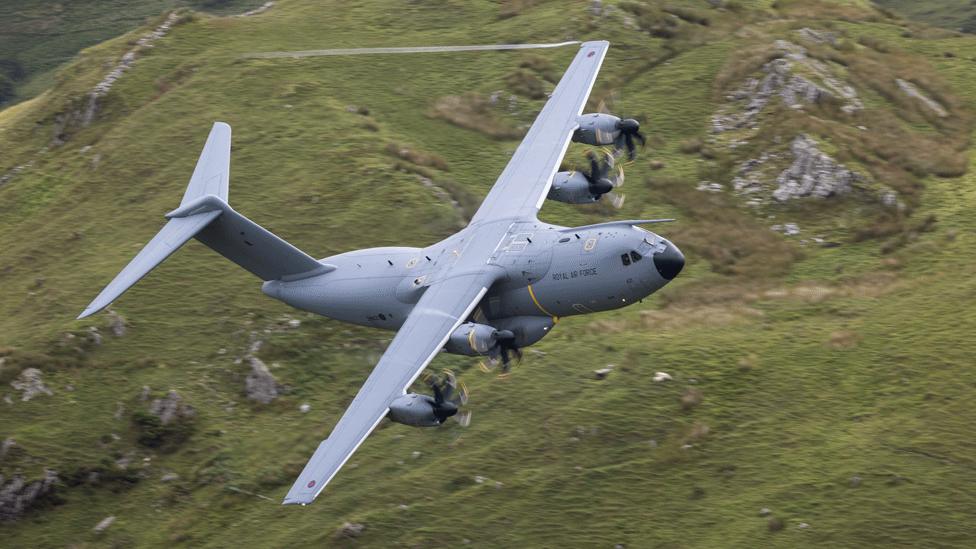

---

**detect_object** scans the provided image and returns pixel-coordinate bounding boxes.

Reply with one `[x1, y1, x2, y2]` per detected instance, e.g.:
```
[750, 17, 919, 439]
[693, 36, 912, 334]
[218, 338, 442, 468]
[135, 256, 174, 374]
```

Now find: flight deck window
[630, 251, 642, 262]
[621, 253, 631, 266]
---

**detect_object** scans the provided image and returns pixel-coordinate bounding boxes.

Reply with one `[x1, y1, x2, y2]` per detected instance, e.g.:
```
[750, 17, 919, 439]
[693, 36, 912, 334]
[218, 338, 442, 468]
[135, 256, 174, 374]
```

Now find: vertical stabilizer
[181, 121, 230, 205]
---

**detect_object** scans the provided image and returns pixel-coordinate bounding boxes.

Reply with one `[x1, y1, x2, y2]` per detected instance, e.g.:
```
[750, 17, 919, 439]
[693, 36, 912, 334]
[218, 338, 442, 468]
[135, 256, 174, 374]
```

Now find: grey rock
[245, 356, 279, 404]
[896, 79, 948, 117]
[653, 372, 672, 382]
[594, 366, 614, 379]
[713, 40, 861, 134]
[759, 507, 772, 516]
[0, 438, 15, 459]
[773, 135, 858, 201]
[299, 403, 311, 413]
[93, 515, 115, 533]
[11, 368, 53, 401]
[107, 310, 127, 337]
[160, 472, 180, 482]
[338, 522, 365, 538]
[770, 223, 800, 236]
[797, 27, 838, 46]
[849, 475, 862, 487]
[148, 390, 196, 425]
[0, 469, 58, 522]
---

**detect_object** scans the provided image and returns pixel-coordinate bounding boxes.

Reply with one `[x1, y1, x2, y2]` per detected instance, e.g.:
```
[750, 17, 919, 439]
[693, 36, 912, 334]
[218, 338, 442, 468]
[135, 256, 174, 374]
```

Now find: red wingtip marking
[307, 480, 316, 488]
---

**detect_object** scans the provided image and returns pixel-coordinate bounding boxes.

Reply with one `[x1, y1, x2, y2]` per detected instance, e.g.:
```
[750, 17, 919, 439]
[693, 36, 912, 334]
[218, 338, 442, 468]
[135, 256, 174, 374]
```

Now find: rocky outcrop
[896, 78, 948, 117]
[10, 368, 53, 401]
[712, 40, 862, 134]
[772, 135, 859, 201]
[0, 470, 58, 522]
[0, 161, 34, 189]
[83, 12, 181, 126]
[148, 390, 196, 425]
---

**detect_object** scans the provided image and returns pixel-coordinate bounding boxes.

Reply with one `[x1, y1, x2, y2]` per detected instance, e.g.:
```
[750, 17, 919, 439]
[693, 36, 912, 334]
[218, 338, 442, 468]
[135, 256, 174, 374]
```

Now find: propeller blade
[625, 133, 636, 161]
[455, 410, 472, 427]
[586, 152, 600, 184]
[430, 380, 444, 404]
[634, 130, 646, 148]
[441, 371, 456, 401]
[607, 191, 626, 209]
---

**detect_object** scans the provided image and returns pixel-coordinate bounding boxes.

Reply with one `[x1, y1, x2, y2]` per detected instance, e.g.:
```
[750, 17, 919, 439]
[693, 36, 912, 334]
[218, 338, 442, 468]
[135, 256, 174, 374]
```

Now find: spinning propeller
[584, 150, 626, 208]
[426, 371, 471, 426]
[615, 118, 646, 161]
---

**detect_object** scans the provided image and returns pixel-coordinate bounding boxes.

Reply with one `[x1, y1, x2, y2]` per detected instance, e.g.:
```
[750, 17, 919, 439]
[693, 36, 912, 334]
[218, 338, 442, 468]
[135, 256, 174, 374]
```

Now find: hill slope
[1, 0, 975, 547]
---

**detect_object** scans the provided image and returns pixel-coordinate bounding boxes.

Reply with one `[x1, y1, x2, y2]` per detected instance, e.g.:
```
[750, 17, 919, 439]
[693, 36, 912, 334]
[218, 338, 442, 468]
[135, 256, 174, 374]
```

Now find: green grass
[2, 0, 976, 547]
[0, 0, 266, 106]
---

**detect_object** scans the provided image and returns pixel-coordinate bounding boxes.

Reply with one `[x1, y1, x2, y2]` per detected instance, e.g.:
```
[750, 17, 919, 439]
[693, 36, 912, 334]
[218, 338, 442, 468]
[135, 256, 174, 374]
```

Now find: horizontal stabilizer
[77, 210, 221, 319]
[77, 122, 329, 320]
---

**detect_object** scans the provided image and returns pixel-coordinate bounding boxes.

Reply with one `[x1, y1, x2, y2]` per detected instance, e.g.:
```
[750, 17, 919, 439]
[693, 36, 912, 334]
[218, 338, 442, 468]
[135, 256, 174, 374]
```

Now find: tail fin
[78, 122, 329, 320]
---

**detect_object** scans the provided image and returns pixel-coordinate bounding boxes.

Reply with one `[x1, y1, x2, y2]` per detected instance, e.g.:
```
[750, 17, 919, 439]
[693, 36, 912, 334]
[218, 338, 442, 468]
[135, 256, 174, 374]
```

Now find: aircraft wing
[283, 272, 495, 505]
[469, 40, 609, 224]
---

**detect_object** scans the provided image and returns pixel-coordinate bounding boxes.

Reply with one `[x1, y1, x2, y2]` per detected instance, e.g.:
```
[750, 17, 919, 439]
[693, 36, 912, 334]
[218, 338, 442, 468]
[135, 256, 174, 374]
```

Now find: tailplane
[78, 122, 329, 319]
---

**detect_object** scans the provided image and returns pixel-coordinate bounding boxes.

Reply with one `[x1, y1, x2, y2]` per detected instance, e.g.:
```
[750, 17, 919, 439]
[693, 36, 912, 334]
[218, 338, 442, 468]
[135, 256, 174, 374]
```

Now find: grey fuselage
[262, 219, 683, 350]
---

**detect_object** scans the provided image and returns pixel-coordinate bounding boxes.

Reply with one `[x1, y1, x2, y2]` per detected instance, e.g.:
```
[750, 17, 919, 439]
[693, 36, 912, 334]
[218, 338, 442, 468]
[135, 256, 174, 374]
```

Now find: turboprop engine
[388, 372, 469, 427]
[444, 322, 510, 356]
[572, 113, 646, 160]
[548, 150, 624, 208]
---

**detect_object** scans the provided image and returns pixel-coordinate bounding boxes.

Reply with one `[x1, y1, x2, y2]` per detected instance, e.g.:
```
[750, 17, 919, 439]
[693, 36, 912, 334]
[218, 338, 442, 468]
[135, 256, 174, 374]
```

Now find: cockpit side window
[630, 251, 642, 262]
[621, 253, 631, 266]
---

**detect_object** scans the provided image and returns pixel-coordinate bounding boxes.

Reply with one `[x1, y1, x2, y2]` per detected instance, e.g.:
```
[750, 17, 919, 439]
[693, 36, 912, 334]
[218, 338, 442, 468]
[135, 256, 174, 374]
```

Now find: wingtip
[282, 496, 311, 506]
[76, 308, 96, 320]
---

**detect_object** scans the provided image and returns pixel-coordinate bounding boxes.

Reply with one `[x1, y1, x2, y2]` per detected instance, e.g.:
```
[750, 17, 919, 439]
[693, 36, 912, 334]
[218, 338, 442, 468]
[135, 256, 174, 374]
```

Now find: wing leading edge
[470, 40, 609, 224]
[283, 271, 498, 505]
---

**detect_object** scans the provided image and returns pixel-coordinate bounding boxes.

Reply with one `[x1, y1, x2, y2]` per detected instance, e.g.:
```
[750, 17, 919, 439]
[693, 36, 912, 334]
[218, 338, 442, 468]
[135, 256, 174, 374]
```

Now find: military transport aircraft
[77, 40, 684, 505]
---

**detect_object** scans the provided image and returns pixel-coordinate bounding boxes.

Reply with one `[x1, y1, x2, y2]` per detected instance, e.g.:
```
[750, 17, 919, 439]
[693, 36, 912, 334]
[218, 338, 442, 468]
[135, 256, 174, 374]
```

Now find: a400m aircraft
[78, 40, 684, 505]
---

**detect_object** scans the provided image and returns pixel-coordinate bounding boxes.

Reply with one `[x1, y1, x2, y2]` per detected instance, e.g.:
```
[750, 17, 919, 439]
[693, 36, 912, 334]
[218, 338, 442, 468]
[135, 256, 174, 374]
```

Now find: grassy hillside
[0, 0, 265, 106]
[874, 0, 976, 33]
[2, 0, 976, 546]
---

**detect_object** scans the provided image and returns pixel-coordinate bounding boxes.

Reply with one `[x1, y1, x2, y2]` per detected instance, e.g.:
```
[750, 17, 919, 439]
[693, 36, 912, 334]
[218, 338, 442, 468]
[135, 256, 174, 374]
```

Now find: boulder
[653, 372, 672, 383]
[0, 469, 58, 522]
[11, 368, 53, 401]
[772, 135, 858, 201]
[148, 390, 196, 425]
[337, 522, 365, 538]
[245, 356, 279, 404]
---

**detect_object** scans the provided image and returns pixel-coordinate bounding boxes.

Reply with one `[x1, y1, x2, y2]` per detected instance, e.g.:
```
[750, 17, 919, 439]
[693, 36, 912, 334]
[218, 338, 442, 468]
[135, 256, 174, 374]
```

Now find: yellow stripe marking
[527, 284, 558, 323]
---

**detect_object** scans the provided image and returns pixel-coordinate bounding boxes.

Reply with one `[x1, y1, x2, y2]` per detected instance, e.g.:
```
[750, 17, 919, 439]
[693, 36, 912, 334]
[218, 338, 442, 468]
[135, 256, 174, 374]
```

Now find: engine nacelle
[444, 322, 499, 356]
[548, 171, 600, 204]
[491, 316, 554, 348]
[388, 393, 441, 427]
[573, 113, 621, 146]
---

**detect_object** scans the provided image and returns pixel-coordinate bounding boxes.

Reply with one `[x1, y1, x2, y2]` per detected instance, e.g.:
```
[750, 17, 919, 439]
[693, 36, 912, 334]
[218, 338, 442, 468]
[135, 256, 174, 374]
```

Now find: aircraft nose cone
[653, 241, 684, 280]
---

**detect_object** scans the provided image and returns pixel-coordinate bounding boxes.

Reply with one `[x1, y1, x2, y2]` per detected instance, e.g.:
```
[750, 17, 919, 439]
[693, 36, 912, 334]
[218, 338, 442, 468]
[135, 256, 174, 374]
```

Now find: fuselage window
[559, 237, 571, 243]
[630, 251, 642, 262]
[621, 253, 631, 266]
